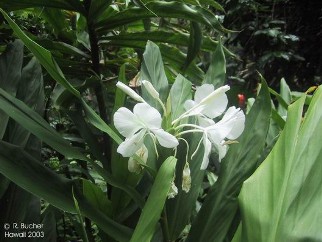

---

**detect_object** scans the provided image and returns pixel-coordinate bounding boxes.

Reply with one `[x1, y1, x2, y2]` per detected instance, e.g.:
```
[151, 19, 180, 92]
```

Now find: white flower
[199, 106, 245, 169]
[114, 102, 179, 157]
[183, 84, 230, 119]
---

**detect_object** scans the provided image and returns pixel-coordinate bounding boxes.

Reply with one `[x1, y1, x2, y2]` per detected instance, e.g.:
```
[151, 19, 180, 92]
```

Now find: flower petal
[207, 123, 232, 144]
[114, 107, 142, 137]
[194, 84, 214, 103]
[200, 86, 229, 118]
[200, 135, 212, 170]
[117, 130, 146, 157]
[198, 116, 215, 127]
[184, 99, 196, 111]
[222, 107, 245, 140]
[153, 129, 179, 148]
[213, 141, 228, 161]
[133, 103, 162, 129]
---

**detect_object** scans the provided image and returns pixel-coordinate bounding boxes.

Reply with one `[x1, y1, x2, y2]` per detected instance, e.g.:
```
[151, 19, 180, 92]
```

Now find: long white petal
[185, 85, 230, 119]
[207, 123, 232, 144]
[153, 129, 179, 148]
[223, 107, 245, 140]
[202, 91, 228, 118]
[200, 135, 212, 170]
[114, 107, 142, 137]
[116, 81, 145, 102]
[117, 130, 145, 157]
[133, 103, 162, 129]
[194, 84, 214, 103]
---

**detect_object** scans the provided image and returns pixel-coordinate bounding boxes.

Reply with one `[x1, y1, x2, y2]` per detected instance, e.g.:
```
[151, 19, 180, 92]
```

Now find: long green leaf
[183, 22, 202, 71]
[101, 30, 235, 56]
[236, 86, 322, 241]
[168, 74, 192, 121]
[0, 0, 85, 14]
[140, 41, 169, 107]
[186, 79, 271, 242]
[130, 156, 177, 242]
[277, 78, 291, 117]
[203, 39, 226, 88]
[95, 1, 228, 33]
[0, 40, 24, 138]
[0, 46, 44, 239]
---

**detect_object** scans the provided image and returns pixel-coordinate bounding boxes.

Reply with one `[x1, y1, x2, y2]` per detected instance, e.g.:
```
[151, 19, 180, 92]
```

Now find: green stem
[161, 208, 171, 242]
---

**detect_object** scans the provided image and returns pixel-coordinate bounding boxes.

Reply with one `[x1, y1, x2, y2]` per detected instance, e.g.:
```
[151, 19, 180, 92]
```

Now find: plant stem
[84, 0, 111, 170]
[161, 208, 171, 242]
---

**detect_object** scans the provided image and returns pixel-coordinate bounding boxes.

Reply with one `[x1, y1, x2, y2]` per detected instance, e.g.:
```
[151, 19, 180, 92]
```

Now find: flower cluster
[113, 81, 245, 195]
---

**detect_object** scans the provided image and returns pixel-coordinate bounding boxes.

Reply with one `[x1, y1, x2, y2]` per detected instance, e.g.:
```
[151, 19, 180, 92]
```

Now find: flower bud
[116, 81, 145, 103]
[141, 80, 160, 99]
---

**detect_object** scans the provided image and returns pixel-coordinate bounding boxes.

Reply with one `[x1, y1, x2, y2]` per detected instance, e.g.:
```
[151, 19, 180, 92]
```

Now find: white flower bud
[167, 181, 178, 199]
[182, 162, 191, 193]
[128, 145, 148, 173]
[116, 81, 145, 103]
[141, 80, 160, 99]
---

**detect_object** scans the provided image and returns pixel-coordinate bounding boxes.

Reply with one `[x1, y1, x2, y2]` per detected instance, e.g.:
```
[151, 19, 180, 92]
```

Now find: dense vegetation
[0, 0, 321, 241]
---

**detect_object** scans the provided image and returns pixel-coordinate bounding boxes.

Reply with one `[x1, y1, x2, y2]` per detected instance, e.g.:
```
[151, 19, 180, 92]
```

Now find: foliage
[218, 0, 322, 91]
[0, 1, 321, 242]
[234, 80, 322, 242]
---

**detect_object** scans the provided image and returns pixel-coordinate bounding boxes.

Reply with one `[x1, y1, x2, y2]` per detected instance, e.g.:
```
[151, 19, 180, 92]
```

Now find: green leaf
[72, 190, 90, 242]
[140, 41, 169, 107]
[101, 30, 235, 56]
[88, 0, 113, 24]
[236, 86, 322, 241]
[0, 9, 80, 97]
[0, 87, 85, 160]
[277, 78, 291, 117]
[203, 39, 226, 88]
[186, 79, 271, 242]
[183, 22, 202, 71]
[269, 87, 289, 110]
[0, 0, 85, 14]
[9, 57, 45, 147]
[95, 1, 228, 33]
[0, 40, 24, 138]
[81, 99, 123, 145]
[130, 156, 177, 242]
[0, 45, 44, 238]
[199, 0, 225, 12]
[168, 74, 192, 121]
[83, 180, 112, 217]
